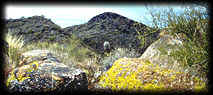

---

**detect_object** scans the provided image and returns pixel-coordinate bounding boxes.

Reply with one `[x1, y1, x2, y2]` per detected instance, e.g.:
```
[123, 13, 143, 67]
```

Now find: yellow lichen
[6, 70, 16, 86]
[98, 58, 207, 91]
[99, 58, 144, 90]
[6, 60, 40, 86]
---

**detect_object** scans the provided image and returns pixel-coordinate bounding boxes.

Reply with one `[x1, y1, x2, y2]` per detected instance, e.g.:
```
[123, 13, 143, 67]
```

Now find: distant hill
[63, 12, 160, 54]
[5, 16, 69, 44]
[4, 12, 160, 55]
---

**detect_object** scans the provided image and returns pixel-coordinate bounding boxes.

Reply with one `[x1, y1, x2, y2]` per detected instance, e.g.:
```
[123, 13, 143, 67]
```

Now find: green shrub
[146, 5, 209, 78]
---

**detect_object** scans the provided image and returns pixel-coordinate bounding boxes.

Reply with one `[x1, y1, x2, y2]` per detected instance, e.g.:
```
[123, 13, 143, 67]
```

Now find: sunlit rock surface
[97, 58, 206, 92]
[6, 50, 88, 92]
[140, 34, 183, 70]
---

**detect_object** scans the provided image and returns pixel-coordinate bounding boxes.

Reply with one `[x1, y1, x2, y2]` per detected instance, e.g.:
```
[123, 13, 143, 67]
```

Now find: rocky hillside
[4, 12, 160, 55]
[5, 16, 70, 44]
[63, 12, 160, 54]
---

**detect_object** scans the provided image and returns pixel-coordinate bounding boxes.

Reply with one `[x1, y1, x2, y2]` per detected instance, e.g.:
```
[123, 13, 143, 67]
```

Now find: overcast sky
[5, 4, 205, 28]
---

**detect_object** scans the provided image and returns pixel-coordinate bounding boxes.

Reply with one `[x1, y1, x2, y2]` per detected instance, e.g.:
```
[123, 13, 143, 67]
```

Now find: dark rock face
[63, 12, 160, 55]
[5, 16, 69, 44]
[6, 50, 88, 92]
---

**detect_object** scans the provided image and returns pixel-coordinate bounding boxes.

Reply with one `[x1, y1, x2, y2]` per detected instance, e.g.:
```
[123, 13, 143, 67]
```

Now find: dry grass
[5, 33, 24, 68]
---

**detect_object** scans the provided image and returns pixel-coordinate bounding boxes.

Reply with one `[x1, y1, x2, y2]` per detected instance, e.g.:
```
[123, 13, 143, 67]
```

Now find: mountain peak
[99, 12, 121, 17]
[88, 12, 126, 23]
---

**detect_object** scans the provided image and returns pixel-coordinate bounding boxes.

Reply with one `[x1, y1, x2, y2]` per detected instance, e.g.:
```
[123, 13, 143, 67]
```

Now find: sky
[5, 4, 206, 28]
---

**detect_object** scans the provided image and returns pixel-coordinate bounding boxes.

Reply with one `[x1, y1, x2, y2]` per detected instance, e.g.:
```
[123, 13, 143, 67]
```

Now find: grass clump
[5, 33, 24, 68]
[23, 34, 94, 66]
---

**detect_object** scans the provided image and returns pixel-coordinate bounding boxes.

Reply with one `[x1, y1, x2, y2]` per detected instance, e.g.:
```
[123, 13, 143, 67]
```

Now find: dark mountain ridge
[5, 12, 160, 55]
[5, 16, 69, 44]
[63, 12, 160, 54]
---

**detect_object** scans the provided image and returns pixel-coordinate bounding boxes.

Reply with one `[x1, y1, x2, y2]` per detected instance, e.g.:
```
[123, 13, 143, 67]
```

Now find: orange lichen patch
[98, 58, 207, 92]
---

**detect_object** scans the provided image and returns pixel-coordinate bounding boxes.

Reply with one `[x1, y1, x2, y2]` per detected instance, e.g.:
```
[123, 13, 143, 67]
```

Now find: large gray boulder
[140, 34, 183, 70]
[6, 50, 88, 92]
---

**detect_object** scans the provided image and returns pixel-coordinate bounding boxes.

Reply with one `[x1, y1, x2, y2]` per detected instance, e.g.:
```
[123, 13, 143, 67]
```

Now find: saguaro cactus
[103, 41, 110, 53]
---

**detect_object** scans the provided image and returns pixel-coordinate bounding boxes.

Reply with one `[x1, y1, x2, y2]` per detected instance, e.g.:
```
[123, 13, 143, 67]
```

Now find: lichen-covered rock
[6, 50, 88, 92]
[97, 58, 207, 92]
[18, 50, 60, 66]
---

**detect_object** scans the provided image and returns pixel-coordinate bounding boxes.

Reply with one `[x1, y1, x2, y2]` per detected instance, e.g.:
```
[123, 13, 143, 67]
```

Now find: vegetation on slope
[149, 5, 208, 78]
[134, 5, 209, 78]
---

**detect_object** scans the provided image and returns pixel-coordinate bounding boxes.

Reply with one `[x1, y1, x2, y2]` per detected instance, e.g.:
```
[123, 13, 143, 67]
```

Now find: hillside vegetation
[148, 5, 208, 78]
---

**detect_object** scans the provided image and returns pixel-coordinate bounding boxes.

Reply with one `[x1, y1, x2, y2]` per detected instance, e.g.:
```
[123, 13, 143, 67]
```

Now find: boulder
[140, 34, 184, 70]
[6, 50, 88, 92]
[97, 58, 207, 91]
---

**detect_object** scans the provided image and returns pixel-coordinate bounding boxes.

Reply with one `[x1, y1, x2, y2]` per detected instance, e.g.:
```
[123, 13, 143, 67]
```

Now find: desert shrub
[134, 22, 159, 49]
[64, 34, 94, 62]
[146, 5, 209, 78]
